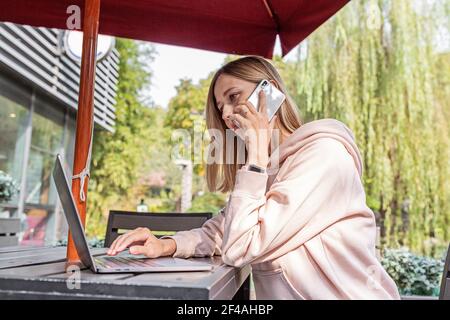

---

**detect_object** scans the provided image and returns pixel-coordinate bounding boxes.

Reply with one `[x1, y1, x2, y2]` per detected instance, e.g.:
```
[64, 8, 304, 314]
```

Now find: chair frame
[439, 244, 450, 300]
[104, 210, 212, 248]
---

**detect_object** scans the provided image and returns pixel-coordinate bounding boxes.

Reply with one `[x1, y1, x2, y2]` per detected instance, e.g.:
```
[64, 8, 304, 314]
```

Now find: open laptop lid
[52, 154, 97, 271]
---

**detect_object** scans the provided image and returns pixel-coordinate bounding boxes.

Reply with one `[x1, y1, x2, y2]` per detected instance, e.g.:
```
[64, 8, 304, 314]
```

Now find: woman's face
[213, 74, 257, 130]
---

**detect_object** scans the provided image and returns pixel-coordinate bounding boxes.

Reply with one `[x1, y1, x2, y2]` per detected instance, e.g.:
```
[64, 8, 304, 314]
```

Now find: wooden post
[66, 0, 100, 264]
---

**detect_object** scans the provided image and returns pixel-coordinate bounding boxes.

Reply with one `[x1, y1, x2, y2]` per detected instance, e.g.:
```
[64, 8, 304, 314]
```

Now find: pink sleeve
[161, 206, 227, 258]
[221, 138, 359, 267]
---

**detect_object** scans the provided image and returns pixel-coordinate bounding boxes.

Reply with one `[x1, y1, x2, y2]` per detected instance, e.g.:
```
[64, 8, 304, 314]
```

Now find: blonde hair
[205, 55, 302, 193]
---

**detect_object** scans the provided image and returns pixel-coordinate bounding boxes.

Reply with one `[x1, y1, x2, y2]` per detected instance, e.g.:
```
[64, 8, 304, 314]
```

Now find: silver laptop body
[52, 154, 213, 273]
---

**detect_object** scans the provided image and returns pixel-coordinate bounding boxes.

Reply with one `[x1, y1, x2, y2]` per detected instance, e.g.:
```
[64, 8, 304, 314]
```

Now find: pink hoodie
[163, 119, 400, 300]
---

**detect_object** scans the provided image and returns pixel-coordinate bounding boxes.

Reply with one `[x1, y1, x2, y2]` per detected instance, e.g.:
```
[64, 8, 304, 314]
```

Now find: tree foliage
[164, 76, 212, 184]
[86, 39, 157, 236]
[282, 0, 449, 256]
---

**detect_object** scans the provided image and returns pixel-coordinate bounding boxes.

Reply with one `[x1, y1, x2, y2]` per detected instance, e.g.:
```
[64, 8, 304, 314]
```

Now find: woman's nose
[221, 104, 233, 121]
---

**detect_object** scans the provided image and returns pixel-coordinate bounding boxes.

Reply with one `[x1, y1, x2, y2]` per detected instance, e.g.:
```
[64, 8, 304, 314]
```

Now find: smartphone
[247, 79, 285, 121]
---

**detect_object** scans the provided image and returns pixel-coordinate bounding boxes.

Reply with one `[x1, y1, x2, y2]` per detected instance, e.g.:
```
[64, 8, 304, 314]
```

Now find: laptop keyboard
[97, 256, 162, 269]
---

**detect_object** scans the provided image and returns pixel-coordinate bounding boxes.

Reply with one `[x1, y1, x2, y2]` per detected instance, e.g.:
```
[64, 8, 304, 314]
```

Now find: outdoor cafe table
[0, 246, 251, 300]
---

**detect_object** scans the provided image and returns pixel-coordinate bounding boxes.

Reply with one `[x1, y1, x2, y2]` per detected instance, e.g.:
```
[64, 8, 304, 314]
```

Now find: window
[25, 96, 64, 206]
[0, 74, 30, 216]
[21, 94, 65, 246]
[0, 73, 78, 245]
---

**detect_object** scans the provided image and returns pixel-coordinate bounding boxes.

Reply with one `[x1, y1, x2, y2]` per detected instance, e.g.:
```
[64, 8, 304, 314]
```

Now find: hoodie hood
[268, 118, 363, 178]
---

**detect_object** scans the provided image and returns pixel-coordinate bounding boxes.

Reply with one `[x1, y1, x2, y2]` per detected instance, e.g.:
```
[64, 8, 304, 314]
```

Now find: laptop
[52, 154, 214, 273]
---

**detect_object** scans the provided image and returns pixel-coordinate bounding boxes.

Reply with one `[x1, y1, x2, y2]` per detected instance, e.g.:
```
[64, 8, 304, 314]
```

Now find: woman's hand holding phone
[227, 89, 277, 169]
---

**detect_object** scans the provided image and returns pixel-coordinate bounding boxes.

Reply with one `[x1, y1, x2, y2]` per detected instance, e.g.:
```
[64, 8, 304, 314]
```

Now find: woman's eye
[229, 93, 239, 102]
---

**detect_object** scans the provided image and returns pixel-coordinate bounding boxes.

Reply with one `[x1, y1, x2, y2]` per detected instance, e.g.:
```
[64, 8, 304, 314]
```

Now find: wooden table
[0, 246, 251, 300]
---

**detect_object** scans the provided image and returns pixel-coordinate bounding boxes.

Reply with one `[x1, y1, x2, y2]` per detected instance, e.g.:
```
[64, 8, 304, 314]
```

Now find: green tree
[164, 73, 229, 212]
[164, 76, 212, 190]
[86, 39, 157, 237]
[138, 105, 182, 212]
[164, 78, 209, 129]
[187, 192, 227, 215]
[282, 0, 449, 256]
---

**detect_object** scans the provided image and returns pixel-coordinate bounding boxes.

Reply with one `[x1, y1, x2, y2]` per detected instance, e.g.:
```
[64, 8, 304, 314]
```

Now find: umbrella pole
[66, 0, 100, 265]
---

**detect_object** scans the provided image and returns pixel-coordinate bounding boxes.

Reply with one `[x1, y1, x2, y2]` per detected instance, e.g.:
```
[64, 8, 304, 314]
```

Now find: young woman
[107, 56, 400, 300]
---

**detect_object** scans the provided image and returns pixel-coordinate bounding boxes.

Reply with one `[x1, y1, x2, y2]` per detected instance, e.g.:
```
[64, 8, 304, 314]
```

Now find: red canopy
[1, 0, 349, 58]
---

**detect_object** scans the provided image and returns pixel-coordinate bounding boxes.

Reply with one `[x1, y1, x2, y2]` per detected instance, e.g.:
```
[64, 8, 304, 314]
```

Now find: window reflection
[0, 75, 73, 246]
[0, 89, 29, 217]
[22, 97, 64, 246]
[25, 112, 63, 205]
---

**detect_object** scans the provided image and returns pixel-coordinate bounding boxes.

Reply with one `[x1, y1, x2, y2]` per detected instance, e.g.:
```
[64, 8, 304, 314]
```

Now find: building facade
[0, 22, 119, 245]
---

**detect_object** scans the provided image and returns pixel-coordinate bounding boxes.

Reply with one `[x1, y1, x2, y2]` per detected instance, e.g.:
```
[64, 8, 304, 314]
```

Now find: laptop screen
[52, 154, 96, 270]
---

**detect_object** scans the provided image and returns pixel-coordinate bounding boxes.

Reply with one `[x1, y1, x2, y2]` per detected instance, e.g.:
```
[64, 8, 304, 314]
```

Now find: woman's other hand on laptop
[106, 227, 177, 258]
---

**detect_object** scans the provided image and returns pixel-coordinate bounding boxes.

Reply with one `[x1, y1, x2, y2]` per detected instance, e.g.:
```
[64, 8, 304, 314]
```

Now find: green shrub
[56, 237, 105, 248]
[381, 248, 445, 296]
[187, 192, 226, 215]
[0, 171, 19, 203]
